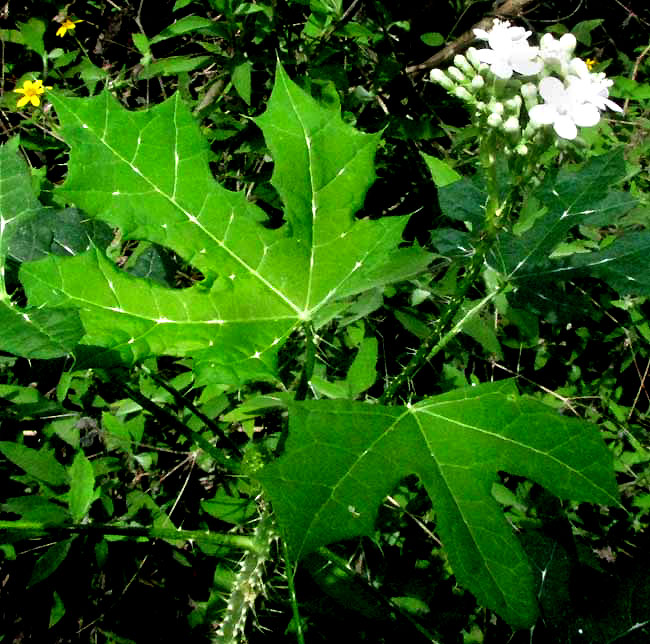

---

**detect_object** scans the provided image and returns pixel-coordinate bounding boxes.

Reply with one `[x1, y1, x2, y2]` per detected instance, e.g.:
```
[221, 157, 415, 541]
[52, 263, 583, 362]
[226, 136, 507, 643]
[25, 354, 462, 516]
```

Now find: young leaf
[0, 442, 67, 487]
[258, 380, 618, 627]
[28, 538, 74, 587]
[343, 336, 378, 397]
[68, 451, 96, 522]
[20, 62, 430, 383]
[49, 591, 66, 628]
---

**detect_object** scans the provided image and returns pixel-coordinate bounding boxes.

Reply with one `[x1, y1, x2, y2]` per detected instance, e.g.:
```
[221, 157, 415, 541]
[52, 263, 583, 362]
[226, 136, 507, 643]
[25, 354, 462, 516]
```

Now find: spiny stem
[213, 509, 278, 643]
[283, 539, 305, 644]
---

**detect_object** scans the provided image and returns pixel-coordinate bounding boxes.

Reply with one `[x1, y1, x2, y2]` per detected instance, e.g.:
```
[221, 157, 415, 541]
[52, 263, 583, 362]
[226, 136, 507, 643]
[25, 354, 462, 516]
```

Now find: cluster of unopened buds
[430, 19, 623, 150]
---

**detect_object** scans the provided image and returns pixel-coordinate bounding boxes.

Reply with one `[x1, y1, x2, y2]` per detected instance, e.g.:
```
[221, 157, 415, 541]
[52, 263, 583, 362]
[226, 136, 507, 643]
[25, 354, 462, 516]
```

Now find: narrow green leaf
[201, 489, 257, 525]
[68, 451, 96, 522]
[0, 442, 67, 487]
[232, 60, 252, 105]
[49, 591, 65, 628]
[28, 538, 74, 587]
[149, 15, 215, 44]
[344, 336, 378, 397]
[258, 380, 618, 627]
[420, 32, 444, 47]
[2, 497, 69, 525]
[421, 152, 461, 188]
[138, 55, 212, 79]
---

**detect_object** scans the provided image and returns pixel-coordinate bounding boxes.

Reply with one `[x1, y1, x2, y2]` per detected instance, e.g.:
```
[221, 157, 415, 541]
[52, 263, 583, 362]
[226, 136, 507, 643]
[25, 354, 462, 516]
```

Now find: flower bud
[454, 86, 473, 102]
[487, 112, 502, 128]
[488, 100, 504, 115]
[520, 82, 537, 99]
[504, 95, 522, 113]
[430, 68, 455, 91]
[470, 75, 485, 91]
[448, 66, 467, 83]
[515, 143, 529, 156]
[453, 54, 473, 75]
[503, 116, 520, 133]
[465, 46, 482, 70]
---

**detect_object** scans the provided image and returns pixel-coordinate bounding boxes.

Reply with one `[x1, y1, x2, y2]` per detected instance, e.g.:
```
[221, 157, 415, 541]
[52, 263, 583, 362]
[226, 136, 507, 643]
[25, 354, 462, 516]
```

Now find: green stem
[317, 547, 441, 643]
[0, 520, 257, 551]
[295, 323, 317, 402]
[138, 364, 243, 456]
[381, 135, 505, 404]
[283, 539, 306, 644]
[114, 381, 239, 473]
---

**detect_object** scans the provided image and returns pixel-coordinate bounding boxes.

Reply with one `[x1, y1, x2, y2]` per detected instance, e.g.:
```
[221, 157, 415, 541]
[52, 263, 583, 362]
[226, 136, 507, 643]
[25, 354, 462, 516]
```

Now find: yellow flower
[585, 58, 597, 71]
[13, 79, 53, 108]
[56, 18, 83, 37]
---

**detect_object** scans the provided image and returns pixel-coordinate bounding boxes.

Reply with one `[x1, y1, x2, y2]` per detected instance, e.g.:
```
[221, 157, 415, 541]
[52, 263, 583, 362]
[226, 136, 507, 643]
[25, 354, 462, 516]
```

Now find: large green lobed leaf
[20, 63, 430, 382]
[0, 139, 83, 358]
[258, 380, 619, 627]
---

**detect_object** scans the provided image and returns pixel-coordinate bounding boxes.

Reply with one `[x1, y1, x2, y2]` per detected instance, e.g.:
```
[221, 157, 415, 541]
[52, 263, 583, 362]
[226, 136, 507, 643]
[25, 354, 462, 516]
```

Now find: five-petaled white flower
[538, 32, 577, 69]
[566, 58, 623, 113]
[528, 76, 601, 140]
[473, 19, 542, 79]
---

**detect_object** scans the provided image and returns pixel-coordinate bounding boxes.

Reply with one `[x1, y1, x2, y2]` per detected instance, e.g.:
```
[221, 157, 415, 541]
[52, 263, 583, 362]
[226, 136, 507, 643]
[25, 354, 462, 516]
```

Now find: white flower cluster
[430, 19, 623, 144]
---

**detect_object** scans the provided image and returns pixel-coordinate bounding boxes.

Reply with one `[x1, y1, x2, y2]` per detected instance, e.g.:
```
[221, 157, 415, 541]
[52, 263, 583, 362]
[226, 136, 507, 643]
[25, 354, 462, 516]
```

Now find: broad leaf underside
[258, 380, 618, 627]
[19, 63, 430, 381]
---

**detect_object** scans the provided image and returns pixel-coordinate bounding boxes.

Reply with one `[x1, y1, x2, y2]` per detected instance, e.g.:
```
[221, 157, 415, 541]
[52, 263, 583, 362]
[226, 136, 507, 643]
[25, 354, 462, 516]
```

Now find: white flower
[539, 32, 577, 69]
[528, 76, 600, 139]
[566, 58, 623, 113]
[473, 19, 532, 47]
[472, 19, 542, 79]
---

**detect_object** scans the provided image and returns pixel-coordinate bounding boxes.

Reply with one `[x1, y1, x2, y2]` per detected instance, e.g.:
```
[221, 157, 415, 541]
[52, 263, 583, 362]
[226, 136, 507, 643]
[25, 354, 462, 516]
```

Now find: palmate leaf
[258, 380, 618, 627]
[0, 139, 83, 358]
[489, 149, 638, 283]
[20, 63, 431, 383]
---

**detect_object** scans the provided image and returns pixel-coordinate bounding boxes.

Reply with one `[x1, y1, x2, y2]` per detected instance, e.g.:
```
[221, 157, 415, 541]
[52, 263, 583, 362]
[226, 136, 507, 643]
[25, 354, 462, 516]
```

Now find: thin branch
[405, 0, 538, 76]
[624, 41, 650, 113]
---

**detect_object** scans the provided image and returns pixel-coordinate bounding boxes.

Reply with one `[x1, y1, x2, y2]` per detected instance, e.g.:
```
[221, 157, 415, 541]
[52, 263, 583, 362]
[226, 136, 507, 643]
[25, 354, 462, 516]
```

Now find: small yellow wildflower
[585, 58, 597, 71]
[13, 79, 53, 108]
[56, 18, 83, 37]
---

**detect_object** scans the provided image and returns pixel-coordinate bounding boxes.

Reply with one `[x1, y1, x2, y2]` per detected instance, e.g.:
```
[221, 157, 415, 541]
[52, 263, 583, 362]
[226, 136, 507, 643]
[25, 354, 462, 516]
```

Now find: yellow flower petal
[13, 78, 51, 108]
[56, 18, 82, 37]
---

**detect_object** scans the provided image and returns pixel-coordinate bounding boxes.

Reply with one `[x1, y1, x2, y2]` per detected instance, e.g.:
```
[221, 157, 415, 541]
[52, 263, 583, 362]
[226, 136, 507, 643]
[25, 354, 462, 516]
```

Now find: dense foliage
[1, 1, 650, 642]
